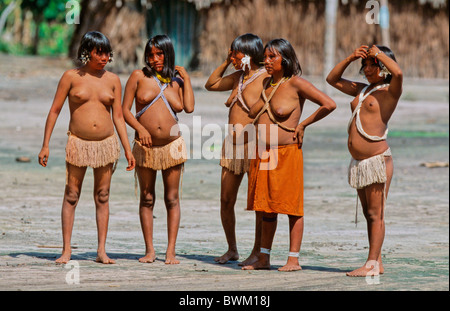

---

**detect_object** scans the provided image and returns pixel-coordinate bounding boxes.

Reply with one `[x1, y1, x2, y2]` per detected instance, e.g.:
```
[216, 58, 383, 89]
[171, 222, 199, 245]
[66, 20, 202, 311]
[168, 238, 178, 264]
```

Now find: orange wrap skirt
[247, 144, 304, 216]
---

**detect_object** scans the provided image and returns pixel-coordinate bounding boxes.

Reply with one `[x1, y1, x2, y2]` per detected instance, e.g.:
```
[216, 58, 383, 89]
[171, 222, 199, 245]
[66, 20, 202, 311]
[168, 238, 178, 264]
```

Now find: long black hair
[265, 38, 302, 77]
[143, 34, 175, 79]
[77, 31, 113, 62]
[359, 45, 397, 83]
[231, 33, 264, 67]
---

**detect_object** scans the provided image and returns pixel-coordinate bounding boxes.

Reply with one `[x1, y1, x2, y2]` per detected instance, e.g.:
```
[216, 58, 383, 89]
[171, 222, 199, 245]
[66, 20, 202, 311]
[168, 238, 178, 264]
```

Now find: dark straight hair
[360, 45, 397, 83]
[143, 34, 175, 79]
[231, 33, 264, 66]
[77, 31, 112, 61]
[265, 38, 302, 77]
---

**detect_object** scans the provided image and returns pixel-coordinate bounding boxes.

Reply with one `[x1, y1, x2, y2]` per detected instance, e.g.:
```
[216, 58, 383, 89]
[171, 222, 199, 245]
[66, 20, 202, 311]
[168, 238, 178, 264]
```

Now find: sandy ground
[0, 54, 448, 296]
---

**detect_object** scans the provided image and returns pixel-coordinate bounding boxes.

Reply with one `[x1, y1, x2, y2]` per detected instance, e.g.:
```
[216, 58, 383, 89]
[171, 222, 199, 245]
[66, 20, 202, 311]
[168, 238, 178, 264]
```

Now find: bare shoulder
[102, 71, 121, 89]
[61, 68, 79, 80]
[57, 69, 80, 88]
[131, 68, 145, 78]
[104, 70, 120, 81]
[256, 70, 270, 81]
[289, 76, 314, 90]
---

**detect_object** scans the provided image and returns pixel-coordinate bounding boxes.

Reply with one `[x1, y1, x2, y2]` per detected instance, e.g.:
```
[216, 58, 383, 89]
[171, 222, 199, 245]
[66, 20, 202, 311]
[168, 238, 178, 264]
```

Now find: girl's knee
[262, 213, 278, 222]
[140, 192, 155, 209]
[64, 186, 81, 206]
[365, 204, 384, 223]
[164, 193, 179, 209]
[94, 188, 110, 205]
[220, 195, 236, 208]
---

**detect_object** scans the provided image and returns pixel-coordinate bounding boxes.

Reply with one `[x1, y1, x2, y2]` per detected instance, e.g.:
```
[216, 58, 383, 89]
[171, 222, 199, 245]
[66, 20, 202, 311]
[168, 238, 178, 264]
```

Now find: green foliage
[21, 0, 68, 22]
[1, 0, 76, 56]
[0, 38, 33, 54]
[38, 22, 74, 56]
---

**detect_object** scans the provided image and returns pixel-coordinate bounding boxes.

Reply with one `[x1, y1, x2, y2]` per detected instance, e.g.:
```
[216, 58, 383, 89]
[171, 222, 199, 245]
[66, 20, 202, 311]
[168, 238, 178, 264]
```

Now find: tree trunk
[31, 13, 43, 55]
[69, 0, 146, 73]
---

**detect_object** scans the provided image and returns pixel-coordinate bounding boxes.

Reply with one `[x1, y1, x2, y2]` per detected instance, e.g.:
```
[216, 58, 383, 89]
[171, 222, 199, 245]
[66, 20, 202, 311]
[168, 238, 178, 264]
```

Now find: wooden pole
[324, 0, 338, 95]
[379, 0, 390, 47]
[0, 1, 16, 36]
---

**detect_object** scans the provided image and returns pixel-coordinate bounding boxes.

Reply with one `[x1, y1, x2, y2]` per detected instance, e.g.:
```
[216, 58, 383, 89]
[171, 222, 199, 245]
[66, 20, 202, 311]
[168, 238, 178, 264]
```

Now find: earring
[241, 54, 251, 71]
[378, 63, 390, 78]
[80, 50, 90, 65]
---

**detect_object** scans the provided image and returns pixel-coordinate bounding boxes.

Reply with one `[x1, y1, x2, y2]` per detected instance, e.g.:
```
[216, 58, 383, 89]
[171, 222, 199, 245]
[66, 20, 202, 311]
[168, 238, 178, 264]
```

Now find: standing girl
[327, 45, 402, 276]
[122, 35, 194, 264]
[38, 31, 135, 264]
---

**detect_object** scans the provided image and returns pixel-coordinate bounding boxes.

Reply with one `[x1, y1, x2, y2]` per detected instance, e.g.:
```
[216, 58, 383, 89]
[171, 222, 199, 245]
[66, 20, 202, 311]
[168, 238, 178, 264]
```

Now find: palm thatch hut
[192, 0, 448, 79]
[69, 0, 448, 79]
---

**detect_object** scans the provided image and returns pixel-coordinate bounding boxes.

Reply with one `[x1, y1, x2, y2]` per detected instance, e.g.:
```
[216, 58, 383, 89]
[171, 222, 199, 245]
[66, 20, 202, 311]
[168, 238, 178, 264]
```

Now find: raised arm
[38, 70, 71, 167]
[326, 45, 368, 97]
[122, 70, 152, 147]
[368, 45, 403, 100]
[175, 65, 195, 113]
[204, 50, 238, 91]
[111, 74, 135, 171]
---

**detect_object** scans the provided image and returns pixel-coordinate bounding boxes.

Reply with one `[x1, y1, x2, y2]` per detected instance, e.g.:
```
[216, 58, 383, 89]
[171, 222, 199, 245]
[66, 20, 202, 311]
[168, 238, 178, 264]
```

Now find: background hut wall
[197, 0, 449, 79]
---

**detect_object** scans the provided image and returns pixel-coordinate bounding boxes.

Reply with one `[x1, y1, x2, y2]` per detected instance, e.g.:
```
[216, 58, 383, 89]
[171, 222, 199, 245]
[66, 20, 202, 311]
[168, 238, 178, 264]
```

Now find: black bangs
[77, 31, 112, 60]
[230, 33, 264, 66]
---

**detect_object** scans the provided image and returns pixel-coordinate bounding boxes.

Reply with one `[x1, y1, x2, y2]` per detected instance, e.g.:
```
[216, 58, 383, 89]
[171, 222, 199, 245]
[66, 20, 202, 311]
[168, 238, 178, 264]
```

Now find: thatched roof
[142, 0, 447, 10]
[417, 0, 447, 8]
[188, 0, 447, 10]
[341, 0, 447, 8]
[186, 0, 224, 10]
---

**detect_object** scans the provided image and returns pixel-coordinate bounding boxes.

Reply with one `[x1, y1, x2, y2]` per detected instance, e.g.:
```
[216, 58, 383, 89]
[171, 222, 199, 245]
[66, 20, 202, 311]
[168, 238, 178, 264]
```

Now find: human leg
[161, 164, 183, 264]
[238, 211, 262, 266]
[215, 167, 245, 264]
[278, 215, 303, 272]
[56, 163, 87, 264]
[346, 184, 384, 276]
[136, 166, 157, 263]
[242, 212, 277, 270]
[346, 154, 394, 276]
[93, 163, 115, 264]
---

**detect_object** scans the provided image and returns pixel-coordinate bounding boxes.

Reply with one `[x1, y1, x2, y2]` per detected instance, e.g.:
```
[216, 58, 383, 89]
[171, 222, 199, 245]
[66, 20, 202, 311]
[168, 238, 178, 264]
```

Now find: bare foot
[139, 253, 156, 263]
[346, 260, 380, 277]
[214, 250, 239, 264]
[278, 257, 302, 272]
[238, 252, 259, 266]
[165, 251, 180, 264]
[95, 253, 116, 264]
[242, 255, 270, 270]
[55, 252, 71, 264]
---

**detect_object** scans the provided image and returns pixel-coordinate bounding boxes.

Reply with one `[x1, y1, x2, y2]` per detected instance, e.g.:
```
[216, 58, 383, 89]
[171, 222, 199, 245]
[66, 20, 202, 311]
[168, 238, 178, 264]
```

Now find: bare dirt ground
[0, 54, 448, 297]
